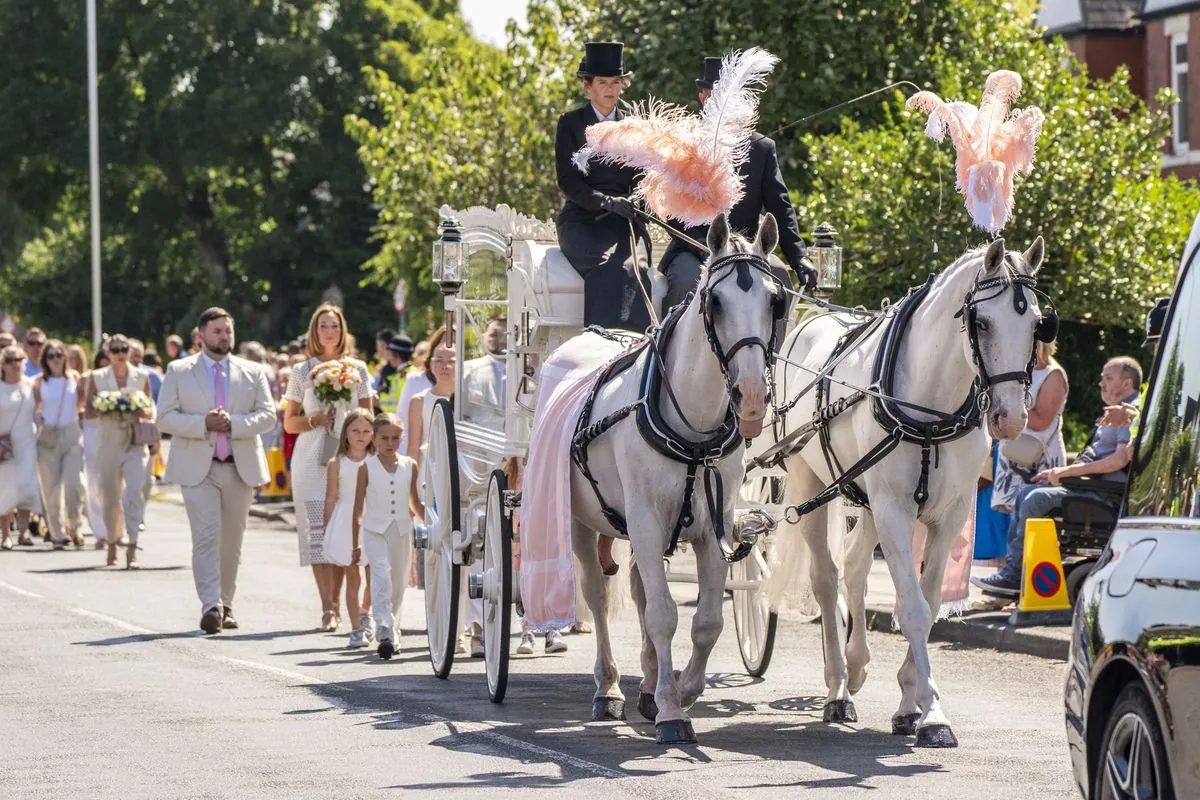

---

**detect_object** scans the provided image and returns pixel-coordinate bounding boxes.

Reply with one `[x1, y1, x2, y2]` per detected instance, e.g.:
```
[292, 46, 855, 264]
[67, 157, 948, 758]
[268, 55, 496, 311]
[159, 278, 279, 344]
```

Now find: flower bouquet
[93, 388, 153, 418]
[311, 359, 362, 409]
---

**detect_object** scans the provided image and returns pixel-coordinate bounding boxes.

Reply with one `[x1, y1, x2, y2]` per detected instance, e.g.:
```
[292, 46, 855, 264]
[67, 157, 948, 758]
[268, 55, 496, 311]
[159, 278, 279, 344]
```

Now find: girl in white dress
[0, 346, 38, 550]
[282, 303, 374, 632]
[323, 408, 375, 649]
[353, 413, 423, 660]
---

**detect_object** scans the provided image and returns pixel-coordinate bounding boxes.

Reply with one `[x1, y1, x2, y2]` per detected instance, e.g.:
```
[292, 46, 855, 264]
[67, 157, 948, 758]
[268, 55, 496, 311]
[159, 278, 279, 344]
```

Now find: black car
[1065, 231, 1200, 800]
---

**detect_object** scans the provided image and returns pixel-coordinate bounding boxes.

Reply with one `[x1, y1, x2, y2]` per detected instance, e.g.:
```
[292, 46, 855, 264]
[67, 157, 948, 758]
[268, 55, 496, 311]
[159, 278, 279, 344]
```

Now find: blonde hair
[373, 411, 403, 436]
[335, 408, 376, 458]
[305, 303, 349, 359]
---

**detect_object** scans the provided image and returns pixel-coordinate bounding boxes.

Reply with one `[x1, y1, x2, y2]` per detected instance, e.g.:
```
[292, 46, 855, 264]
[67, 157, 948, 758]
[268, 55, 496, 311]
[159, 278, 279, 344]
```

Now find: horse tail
[763, 493, 849, 617]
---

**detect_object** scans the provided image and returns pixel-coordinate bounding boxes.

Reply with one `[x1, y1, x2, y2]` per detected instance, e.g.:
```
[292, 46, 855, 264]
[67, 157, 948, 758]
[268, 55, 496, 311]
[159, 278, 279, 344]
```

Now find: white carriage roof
[1038, 0, 1144, 33]
[438, 204, 558, 242]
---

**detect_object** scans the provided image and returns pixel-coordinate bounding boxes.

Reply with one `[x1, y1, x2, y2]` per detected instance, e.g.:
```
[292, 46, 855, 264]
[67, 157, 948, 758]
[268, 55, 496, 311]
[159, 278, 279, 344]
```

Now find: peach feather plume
[572, 48, 779, 227]
[905, 70, 1045, 234]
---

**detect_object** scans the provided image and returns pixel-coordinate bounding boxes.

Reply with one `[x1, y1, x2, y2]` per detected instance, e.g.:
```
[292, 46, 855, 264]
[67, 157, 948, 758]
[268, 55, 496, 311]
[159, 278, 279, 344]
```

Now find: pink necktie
[215, 364, 231, 461]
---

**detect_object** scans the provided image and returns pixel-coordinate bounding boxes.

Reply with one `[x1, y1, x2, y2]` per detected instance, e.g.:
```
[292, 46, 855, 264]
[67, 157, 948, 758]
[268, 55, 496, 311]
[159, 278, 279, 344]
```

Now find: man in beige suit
[157, 307, 277, 634]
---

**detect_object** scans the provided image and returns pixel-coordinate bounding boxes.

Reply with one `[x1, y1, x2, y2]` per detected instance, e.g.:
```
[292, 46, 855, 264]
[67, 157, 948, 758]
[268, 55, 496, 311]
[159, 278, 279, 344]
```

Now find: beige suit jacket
[156, 354, 277, 488]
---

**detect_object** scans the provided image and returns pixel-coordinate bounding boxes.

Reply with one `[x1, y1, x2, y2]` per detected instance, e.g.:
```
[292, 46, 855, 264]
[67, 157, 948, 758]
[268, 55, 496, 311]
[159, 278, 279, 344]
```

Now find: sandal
[1, 537, 12, 551]
[106, 543, 118, 567]
[125, 544, 140, 570]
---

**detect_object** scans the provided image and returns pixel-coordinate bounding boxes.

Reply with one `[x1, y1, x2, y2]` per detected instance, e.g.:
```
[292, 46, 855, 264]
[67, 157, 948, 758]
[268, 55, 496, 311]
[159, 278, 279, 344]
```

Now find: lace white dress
[0, 378, 38, 515]
[285, 357, 372, 566]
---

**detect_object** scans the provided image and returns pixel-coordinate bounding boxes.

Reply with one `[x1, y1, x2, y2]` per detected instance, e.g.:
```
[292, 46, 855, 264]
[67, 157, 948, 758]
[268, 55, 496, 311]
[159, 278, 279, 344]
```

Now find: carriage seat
[527, 245, 585, 325]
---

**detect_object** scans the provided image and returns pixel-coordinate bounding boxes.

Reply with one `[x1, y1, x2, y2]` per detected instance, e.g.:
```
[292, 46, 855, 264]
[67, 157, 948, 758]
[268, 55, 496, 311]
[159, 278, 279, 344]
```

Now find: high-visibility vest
[379, 365, 409, 415]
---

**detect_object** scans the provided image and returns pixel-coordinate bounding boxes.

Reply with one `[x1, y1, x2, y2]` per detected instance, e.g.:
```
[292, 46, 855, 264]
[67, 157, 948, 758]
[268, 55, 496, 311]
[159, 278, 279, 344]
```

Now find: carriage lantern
[809, 222, 843, 297]
[432, 216, 467, 344]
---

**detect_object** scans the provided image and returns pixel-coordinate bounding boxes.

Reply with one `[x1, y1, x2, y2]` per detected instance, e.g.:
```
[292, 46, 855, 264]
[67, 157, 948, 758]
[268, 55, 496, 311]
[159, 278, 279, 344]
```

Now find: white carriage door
[1172, 30, 1190, 153]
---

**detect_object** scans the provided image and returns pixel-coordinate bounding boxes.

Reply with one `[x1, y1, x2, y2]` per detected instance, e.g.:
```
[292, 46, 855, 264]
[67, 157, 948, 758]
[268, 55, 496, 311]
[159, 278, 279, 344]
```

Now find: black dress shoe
[200, 607, 223, 635]
[221, 606, 239, 630]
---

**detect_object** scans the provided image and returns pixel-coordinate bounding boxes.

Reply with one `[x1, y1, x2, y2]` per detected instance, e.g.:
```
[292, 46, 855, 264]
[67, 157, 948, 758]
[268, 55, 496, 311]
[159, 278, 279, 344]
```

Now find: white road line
[0, 580, 44, 599]
[66, 604, 624, 780]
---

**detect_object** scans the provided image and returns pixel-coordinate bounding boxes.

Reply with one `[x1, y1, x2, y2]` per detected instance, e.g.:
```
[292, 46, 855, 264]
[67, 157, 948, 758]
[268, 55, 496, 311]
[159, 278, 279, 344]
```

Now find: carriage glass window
[1126, 244, 1200, 518]
[458, 245, 508, 433]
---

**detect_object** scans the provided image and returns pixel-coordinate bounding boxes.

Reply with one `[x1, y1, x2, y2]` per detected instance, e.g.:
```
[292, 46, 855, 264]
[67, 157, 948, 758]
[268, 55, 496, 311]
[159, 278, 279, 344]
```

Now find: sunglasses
[26, 340, 44, 347]
[109, 346, 130, 354]
[3, 357, 23, 364]
[46, 352, 64, 360]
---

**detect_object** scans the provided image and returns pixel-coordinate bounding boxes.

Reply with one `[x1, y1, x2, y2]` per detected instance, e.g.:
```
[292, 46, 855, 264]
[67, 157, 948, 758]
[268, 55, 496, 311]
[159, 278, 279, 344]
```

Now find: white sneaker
[360, 612, 375, 645]
[348, 628, 367, 648]
[544, 630, 568, 654]
[516, 632, 535, 655]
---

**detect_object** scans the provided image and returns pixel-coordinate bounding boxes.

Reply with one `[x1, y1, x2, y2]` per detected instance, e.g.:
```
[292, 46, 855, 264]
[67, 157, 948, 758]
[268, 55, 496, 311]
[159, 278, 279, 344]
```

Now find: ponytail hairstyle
[335, 407, 377, 458]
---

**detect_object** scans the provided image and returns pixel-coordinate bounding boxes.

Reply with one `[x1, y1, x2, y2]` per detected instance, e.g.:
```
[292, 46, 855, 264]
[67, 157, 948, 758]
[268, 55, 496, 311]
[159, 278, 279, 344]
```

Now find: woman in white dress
[34, 339, 86, 549]
[282, 303, 373, 631]
[0, 346, 39, 551]
[83, 335, 155, 569]
[991, 339, 1069, 512]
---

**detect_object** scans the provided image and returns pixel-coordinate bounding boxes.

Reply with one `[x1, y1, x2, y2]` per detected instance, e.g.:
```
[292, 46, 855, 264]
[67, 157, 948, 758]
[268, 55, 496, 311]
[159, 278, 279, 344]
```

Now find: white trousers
[36, 423, 84, 541]
[181, 462, 254, 612]
[363, 521, 411, 639]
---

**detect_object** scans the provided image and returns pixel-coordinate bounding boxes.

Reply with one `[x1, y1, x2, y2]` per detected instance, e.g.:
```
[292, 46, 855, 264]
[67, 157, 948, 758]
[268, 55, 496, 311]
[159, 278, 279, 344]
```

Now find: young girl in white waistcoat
[352, 412, 423, 660]
[323, 408, 376, 649]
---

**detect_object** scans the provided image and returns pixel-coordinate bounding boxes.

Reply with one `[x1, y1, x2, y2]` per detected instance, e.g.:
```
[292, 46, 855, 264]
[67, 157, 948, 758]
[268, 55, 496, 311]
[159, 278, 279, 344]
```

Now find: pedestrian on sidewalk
[80, 348, 110, 549]
[352, 412, 422, 660]
[33, 339, 85, 549]
[157, 308, 278, 634]
[0, 345, 38, 551]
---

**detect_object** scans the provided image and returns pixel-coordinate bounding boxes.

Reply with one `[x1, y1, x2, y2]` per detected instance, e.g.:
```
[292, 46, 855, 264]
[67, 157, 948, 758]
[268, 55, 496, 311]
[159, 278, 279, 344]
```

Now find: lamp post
[431, 217, 467, 346]
[87, 0, 102, 350]
[809, 222, 843, 300]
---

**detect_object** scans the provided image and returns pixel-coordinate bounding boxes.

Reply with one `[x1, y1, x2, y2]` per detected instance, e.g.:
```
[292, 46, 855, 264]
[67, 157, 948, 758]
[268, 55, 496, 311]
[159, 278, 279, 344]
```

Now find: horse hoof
[915, 724, 959, 748]
[891, 712, 920, 736]
[591, 697, 626, 722]
[655, 719, 697, 745]
[822, 700, 858, 724]
[637, 692, 659, 722]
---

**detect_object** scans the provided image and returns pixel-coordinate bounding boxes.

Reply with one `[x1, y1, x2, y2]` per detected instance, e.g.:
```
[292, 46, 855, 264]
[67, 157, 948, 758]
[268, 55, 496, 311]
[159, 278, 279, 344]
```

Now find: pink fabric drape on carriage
[519, 333, 627, 632]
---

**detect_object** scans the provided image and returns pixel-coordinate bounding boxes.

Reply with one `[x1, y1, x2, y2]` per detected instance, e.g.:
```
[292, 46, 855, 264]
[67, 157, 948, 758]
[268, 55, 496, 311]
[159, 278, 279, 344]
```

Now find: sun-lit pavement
[0, 489, 1079, 799]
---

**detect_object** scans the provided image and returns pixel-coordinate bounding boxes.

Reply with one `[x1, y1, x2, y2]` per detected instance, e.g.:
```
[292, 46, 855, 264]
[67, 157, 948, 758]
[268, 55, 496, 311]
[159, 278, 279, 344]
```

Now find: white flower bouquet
[93, 388, 153, 417]
[311, 360, 362, 408]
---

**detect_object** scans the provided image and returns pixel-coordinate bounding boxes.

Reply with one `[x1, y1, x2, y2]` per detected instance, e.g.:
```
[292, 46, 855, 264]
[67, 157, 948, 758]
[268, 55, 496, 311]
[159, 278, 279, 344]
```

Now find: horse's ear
[707, 213, 730, 255]
[1022, 236, 1045, 275]
[755, 213, 779, 258]
[984, 238, 1006, 275]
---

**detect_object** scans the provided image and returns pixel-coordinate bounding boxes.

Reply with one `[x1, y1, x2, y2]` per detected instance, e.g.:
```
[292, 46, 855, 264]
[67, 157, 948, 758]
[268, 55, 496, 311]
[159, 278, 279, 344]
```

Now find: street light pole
[87, 0, 102, 350]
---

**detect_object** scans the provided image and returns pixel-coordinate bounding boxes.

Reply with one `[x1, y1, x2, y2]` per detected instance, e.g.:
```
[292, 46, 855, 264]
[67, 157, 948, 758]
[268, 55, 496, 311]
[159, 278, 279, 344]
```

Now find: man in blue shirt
[973, 356, 1142, 596]
[23, 328, 45, 377]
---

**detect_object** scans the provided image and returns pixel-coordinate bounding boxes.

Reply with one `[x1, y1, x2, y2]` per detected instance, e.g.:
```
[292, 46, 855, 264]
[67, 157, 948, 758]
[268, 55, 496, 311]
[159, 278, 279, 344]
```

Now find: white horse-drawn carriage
[414, 203, 815, 701]
[416, 200, 1052, 749]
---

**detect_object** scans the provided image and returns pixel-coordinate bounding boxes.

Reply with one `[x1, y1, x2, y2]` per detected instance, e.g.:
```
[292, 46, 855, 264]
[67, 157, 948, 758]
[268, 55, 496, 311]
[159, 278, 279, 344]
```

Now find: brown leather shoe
[221, 606, 239, 630]
[199, 607, 223, 635]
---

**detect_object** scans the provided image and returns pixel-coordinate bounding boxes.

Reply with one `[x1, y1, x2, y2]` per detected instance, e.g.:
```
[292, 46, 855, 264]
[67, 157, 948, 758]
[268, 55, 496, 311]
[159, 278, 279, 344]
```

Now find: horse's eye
[976, 319, 989, 333]
[711, 294, 723, 314]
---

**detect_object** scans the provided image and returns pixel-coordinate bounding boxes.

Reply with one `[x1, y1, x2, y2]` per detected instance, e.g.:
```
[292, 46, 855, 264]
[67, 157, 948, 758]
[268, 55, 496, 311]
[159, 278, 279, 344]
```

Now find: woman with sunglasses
[0, 345, 39, 551]
[34, 339, 86, 549]
[80, 348, 111, 550]
[83, 334, 155, 568]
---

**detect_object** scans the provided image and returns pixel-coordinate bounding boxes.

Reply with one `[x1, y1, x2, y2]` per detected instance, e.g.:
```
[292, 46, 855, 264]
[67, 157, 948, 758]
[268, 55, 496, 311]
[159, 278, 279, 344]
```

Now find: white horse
[560, 213, 783, 744]
[766, 236, 1046, 747]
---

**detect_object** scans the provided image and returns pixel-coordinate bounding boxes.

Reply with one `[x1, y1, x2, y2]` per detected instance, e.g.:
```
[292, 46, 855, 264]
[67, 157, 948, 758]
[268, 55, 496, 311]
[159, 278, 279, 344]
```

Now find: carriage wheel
[482, 470, 513, 703]
[423, 399, 461, 680]
[730, 540, 778, 677]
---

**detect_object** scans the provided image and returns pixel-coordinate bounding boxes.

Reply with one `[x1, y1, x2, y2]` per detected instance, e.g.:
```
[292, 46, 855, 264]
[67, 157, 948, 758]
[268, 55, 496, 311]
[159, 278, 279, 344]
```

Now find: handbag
[37, 376, 70, 450]
[0, 388, 30, 463]
[130, 420, 161, 448]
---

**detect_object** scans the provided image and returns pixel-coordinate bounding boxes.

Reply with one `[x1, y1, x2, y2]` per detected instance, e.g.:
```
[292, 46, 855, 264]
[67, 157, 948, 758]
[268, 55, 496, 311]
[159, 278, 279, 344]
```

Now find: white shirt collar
[201, 352, 228, 371]
[591, 104, 617, 122]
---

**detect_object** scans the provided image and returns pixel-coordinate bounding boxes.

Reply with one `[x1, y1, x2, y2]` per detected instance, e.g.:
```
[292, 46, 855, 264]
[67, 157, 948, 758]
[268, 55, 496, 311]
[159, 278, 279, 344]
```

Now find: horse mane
[928, 242, 1018, 298]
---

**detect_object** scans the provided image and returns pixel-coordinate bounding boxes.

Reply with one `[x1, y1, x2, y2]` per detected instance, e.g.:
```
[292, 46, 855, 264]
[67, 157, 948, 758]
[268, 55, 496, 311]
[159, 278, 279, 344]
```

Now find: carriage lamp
[432, 216, 467, 344]
[809, 222, 843, 297]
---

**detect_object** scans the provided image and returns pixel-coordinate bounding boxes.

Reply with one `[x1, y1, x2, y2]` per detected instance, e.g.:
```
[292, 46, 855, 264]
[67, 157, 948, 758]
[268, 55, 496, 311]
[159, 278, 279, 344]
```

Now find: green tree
[0, 0, 449, 346]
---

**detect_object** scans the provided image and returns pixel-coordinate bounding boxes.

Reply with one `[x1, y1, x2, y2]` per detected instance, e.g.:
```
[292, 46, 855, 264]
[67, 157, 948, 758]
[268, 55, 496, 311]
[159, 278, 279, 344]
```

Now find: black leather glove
[599, 194, 638, 221]
[796, 257, 819, 294]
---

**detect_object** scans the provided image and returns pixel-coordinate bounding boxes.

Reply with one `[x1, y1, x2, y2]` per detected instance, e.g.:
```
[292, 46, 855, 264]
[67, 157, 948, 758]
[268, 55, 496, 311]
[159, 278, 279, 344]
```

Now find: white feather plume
[698, 47, 780, 173]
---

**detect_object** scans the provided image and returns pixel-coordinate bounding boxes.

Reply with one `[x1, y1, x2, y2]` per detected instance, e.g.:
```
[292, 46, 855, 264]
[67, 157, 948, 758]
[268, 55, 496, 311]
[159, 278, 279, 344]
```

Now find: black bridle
[697, 251, 786, 397]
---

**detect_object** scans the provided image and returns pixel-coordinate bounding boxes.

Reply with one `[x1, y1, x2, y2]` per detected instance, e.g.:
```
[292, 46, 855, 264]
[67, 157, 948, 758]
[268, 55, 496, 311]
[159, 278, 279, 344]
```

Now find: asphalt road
[0, 492, 1080, 799]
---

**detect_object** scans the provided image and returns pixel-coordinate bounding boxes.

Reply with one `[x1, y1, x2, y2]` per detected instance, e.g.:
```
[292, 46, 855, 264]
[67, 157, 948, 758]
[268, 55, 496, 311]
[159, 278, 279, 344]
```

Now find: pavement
[252, 494, 1072, 661]
[0, 486, 1082, 798]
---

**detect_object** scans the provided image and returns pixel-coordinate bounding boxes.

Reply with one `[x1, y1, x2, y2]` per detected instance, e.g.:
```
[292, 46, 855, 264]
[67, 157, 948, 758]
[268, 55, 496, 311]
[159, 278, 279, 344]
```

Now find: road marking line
[0, 581, 44, 599]
[66, 606, 625, 779]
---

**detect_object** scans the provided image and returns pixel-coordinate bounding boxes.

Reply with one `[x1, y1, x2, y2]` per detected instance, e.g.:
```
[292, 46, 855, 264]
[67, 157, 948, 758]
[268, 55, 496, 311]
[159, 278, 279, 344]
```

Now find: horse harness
[756, 261, 1057, 525]
[571, 252, 785, 564]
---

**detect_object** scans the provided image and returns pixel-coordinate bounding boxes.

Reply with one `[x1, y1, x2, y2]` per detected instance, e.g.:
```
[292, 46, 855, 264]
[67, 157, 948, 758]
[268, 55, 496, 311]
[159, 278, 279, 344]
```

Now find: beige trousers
[182, 462, 254, 612]
[95, 422, 149, 545]
[36, 422, 84, 542]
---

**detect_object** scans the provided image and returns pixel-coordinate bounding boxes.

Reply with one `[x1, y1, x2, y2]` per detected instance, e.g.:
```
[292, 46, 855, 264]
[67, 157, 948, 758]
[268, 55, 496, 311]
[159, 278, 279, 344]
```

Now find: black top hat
[1144, 296, 1171, 346]
[387, 334, 414, 356]
[696, 57, 723, 90]
[577, 42, 631, 79]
